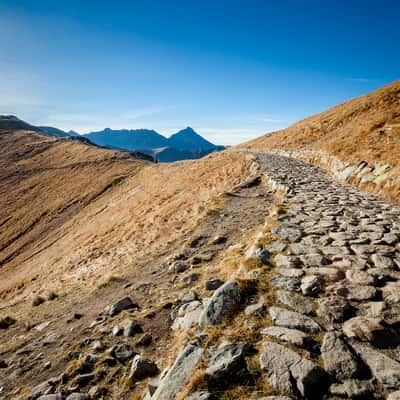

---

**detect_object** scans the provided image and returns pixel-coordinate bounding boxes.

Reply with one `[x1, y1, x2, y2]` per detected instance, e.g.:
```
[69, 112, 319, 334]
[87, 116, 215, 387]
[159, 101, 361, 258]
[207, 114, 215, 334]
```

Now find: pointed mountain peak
[168, 127, 219, 151]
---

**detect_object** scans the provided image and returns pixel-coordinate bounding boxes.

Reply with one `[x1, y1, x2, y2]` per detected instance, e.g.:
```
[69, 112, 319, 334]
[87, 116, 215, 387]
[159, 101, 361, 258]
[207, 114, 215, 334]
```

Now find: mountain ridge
[39, 125, 225, 162]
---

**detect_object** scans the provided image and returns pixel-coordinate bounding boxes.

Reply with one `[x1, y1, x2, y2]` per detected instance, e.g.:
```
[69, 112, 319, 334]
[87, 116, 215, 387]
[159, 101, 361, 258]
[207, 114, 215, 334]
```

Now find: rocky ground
[2, 152, 400, 400]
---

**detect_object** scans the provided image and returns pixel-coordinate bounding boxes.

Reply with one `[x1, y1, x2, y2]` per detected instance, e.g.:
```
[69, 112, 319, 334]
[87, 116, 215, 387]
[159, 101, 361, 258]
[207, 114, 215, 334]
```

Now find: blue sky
[0, 0, 399, 145]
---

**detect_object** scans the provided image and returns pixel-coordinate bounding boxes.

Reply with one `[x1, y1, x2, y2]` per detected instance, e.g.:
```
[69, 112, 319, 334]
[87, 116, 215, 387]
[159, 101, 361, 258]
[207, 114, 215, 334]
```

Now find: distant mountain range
[39, 126, 225, 162]
[38, 126, 80, 138]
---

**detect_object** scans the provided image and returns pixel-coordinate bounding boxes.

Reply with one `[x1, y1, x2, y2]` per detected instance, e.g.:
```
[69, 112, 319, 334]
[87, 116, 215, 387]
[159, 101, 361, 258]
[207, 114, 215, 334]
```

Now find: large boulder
[151, 344, 204, 400]
[199, 281, 241, 328]
[172, 301, 203, 332]
[259, 341, 327, 398]
[353, 343, 400, 390]
[321, 331, 362, 381]
[206, 342, 251, 386]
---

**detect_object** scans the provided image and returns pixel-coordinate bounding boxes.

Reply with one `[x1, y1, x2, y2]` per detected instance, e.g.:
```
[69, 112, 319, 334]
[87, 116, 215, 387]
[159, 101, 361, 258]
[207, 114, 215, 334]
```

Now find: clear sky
[0, 0, 399, 145]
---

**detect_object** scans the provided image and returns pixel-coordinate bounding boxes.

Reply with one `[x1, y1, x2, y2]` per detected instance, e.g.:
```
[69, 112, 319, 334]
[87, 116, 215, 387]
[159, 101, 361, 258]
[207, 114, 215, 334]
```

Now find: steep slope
[0, 125, 149, 273]
[243, 80, 400, 165]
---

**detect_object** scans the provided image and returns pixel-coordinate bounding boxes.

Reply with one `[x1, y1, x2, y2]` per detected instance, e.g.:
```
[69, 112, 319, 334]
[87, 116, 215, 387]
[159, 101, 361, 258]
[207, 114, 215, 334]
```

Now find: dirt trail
[0, 170, 273, 399]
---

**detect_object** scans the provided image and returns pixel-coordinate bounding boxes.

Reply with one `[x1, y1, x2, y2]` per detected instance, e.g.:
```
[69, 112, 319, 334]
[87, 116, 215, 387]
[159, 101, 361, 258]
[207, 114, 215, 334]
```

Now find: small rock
[244, 296, 265, 316]
[278, 268, 304, 278]
[382, 282, 400, 304]
[205, 279, 224, 291]
[91, 340, 104, 352]
[66, 394, 90, 400]
[105, 297, 138, 316]
[112, 325, 123, 336]
[264, 241, 287, 253]
[113, 344, 136, 362]
[30, 380, 54, 399]
[274, 254, 301, 269]
[307, 267, 345, 282]
[123, 321, 143, 337]
[269, 306, 321, 333]
[129, 355, 159, 381]
[326, 282, 377, 301]
[345, 269, 375, 285]
[170, 261, 190, 273]
[270, 276, 301, 291]
[276, 290, 314, 314]
[388, 391, 400, 400]
[261, 326, 310, 347]
[74, 373, 95, 385]
[209, 235, 227, 245]
[300, 253, 330, 268]
[181, 273, 199, 285]
[258, 248, 272, 265]
[300, 275, 323, 296]
[370, 253, 394, 269]
[343, 316, 400, 347]
[329, 379, 375, 398]
[136, 333, 152, 346]
[181, 290, 199, 303]
[186, 391, 218, 400]
[172, 301, 202, 331]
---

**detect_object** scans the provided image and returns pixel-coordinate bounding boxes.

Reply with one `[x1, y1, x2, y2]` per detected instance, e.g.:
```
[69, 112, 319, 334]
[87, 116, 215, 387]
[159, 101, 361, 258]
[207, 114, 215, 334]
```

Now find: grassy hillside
[242, 80, 400, 165]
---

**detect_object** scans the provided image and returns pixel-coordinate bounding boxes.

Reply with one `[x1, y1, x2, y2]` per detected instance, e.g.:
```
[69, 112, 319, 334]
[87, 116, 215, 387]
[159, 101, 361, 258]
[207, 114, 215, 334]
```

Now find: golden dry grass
[0, 129, 252, 308]
[241, 80, 400, 166]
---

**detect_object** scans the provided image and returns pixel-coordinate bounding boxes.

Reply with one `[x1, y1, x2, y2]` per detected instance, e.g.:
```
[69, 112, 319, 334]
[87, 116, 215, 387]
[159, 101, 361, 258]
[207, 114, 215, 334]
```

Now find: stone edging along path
[265, 149, 400, 205]
[146, 152, 400, 400]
